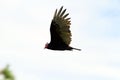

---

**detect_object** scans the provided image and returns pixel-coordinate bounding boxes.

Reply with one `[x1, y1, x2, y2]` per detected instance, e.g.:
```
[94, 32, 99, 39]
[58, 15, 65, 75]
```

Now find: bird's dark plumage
[45, 6, 81, 51]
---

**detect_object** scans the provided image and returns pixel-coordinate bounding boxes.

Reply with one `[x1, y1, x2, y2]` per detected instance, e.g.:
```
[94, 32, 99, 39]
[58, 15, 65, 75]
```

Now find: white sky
[0, 0, 120, 80]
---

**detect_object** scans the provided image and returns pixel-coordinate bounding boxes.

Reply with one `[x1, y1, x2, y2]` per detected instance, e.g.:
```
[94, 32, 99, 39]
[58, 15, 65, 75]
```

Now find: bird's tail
[73, 48, 81, 51]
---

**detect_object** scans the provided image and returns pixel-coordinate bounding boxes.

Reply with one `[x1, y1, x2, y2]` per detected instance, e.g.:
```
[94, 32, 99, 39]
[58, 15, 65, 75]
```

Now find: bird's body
[45, 6, 81, 51]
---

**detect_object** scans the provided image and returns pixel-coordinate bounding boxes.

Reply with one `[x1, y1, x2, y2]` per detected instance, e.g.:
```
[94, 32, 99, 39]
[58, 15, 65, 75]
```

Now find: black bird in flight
[45, 6, 81, 51]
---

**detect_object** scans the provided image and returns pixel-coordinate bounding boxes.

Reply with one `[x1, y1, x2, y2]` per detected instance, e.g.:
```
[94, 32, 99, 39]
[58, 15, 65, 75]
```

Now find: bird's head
[44, 42, 49, 49]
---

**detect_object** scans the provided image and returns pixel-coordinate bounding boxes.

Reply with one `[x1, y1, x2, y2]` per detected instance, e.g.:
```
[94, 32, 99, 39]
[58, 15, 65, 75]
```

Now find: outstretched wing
[50, 6, 71, 46]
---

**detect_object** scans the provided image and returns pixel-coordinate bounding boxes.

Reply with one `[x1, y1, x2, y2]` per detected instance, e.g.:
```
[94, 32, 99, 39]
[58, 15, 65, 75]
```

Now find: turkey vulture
[45, 6, 81, 51]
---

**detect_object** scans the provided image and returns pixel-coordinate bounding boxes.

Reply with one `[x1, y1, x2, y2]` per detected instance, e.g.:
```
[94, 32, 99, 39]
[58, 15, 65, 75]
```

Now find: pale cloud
[0, 0, 23, 10]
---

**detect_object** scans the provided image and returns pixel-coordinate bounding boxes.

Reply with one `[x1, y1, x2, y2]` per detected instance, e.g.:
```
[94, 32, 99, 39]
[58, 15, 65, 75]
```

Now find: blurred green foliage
[0, 65, 15, 80]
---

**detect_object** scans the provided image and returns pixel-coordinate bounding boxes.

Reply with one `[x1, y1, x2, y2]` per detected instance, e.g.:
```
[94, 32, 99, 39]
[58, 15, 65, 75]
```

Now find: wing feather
[62, 13, 69, 18]
[60, 9, 66, 17]
[57, 6, 63, 16]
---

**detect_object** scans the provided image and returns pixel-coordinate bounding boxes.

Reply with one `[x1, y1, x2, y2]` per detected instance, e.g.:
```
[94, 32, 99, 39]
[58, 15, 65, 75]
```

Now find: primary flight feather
[45, 6, 81, 51]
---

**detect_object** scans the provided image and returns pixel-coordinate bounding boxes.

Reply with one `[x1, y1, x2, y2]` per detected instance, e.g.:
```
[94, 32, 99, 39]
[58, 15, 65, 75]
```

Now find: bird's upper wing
[50, 6, 71, 45]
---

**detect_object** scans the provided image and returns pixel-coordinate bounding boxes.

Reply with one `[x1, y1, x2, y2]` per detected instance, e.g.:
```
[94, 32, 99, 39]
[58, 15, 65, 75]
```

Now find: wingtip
[61, 6, 64, 8]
